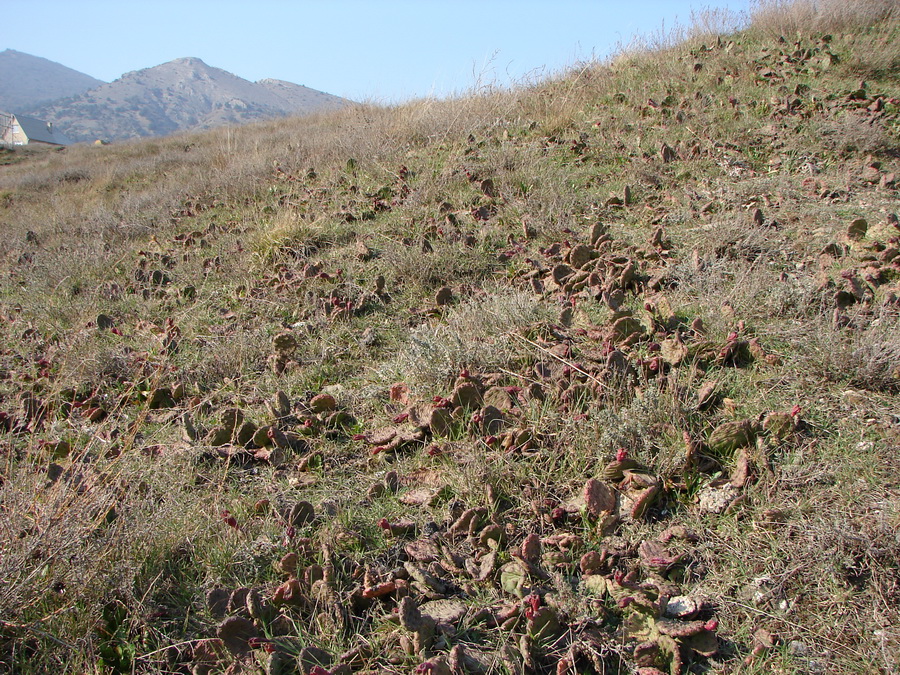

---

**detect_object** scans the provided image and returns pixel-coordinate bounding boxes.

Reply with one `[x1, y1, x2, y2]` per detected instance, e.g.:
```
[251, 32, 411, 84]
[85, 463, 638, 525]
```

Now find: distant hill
[25, 57, 351, 142]
[0, 49, 105, 112]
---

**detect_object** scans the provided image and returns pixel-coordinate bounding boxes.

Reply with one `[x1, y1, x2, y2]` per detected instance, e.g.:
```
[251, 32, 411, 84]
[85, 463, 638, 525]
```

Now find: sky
[5, 1, 753, 103]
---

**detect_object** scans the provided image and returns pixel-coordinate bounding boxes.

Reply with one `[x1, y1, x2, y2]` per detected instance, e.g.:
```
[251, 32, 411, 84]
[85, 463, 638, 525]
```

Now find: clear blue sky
[6, 1, 752, 103]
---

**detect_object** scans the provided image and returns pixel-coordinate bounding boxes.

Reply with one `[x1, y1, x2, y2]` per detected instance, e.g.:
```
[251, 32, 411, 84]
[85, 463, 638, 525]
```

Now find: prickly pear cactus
[707, 419, 756, 455]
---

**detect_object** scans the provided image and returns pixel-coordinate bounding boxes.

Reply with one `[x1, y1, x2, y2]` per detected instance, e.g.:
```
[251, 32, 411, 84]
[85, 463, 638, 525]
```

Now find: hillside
[26, 57, 350, 142]
[0, 2, 898, 674]
[0, 49, 105, 112]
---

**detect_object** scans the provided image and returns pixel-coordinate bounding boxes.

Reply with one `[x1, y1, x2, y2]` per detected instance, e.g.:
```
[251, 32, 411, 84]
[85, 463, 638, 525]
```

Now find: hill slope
[0, 49, 105, 112]
[0, 2, 897, 674]
[28, 57, 350, 142]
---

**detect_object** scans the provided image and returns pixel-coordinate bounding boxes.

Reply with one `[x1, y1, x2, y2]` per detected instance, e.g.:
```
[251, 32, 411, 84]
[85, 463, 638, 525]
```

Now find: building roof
[15, 114, 73, 145]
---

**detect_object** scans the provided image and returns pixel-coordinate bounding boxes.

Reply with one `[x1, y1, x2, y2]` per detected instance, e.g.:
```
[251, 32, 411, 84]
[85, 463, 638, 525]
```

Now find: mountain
[25, 57, 350, 142]
[257, 78, 350, 112]
[0, 49, 105, 112]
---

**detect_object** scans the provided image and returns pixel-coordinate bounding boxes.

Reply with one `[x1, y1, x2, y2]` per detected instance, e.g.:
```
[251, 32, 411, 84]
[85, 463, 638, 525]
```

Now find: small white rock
[698, 483, 741, 514]
[664, 595, 700, 619]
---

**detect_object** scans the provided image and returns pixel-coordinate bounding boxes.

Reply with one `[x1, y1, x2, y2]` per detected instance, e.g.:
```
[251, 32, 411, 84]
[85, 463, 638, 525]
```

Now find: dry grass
[750, 0, 897, 35]
[750, 0, 900, 76]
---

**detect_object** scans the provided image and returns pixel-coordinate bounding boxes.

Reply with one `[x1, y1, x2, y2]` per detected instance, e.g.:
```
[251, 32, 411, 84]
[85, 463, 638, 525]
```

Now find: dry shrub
[250, 210, 328, 263]
[670, 220, 822, 333]
[391, 288, 551, 388]
[787, 306, 900, 393]
[183, 326, 271, 391]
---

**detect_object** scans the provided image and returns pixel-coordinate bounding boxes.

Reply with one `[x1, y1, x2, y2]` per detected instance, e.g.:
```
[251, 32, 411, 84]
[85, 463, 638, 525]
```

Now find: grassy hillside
[1, 1, 898, 673]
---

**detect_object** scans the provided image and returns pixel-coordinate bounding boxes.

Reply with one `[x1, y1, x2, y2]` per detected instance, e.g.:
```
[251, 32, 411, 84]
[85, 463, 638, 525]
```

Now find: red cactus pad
[523, 593, 541, 618]
[362, 580, 397, 599]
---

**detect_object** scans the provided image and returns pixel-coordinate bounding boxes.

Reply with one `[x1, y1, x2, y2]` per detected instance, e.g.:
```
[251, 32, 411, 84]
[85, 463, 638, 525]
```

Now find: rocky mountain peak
[13, 53, 349, 142]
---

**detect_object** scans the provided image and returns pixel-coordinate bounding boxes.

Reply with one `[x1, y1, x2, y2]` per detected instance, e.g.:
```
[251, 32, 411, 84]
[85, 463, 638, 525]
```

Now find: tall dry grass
[750, 0, 897, 34]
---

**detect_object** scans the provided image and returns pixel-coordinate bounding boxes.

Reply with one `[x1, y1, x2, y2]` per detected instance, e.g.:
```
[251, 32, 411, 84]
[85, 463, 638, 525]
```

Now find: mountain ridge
[0, 49, 104, 112]
[4, 51, 349, 142]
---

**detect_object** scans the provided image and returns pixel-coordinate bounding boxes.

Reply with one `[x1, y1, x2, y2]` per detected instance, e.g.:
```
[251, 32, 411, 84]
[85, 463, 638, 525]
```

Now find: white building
[1, 112, 73, 146]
